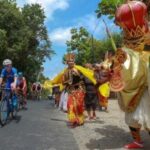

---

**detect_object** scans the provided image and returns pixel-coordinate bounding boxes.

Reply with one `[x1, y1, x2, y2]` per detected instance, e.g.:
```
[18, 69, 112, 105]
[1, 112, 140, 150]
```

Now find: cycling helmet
[3, 59, 12, 66]
[18, 72, 23, 77]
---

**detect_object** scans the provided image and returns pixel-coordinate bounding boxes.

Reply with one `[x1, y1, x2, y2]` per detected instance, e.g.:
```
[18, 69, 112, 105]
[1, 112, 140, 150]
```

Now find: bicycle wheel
[12, 107, 18, 118]
[18, 94, 23, 110]
[12, 95, 18, 118]
[0, 98, 8, 126]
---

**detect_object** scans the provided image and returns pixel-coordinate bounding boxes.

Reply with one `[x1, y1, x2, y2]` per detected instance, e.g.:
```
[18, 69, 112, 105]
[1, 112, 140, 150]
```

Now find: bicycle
[32, 90, 41, 101]
[36, 91, 41, 101]
[0, 87, 18, 126]
[17, 89, 25, 110]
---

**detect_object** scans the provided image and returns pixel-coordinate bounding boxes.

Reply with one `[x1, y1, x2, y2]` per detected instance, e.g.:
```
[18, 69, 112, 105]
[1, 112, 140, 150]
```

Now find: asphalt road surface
[0, 100, 79, 150]
[1, 100, 150, 150]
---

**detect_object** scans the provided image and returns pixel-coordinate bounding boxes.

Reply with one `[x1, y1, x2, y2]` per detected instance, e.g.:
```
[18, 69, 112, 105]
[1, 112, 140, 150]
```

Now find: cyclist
[36, 82, 42, 92]
[31, 83, 36, 92]
[31, 83, 36, 100]
[0, 59, 18, 118]
[36, 82, 42, 100]
[16, 72, 27, 109]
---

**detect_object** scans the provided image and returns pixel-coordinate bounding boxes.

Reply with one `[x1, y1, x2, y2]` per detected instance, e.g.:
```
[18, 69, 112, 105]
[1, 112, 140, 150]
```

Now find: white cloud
[49, 15, 99, 46]
[17, 0, 69, 19]
[49, 27, 72, 45]
[49, 14, 120, 46]
[76, 14, 120, 38]
[77, 14, 99, 33]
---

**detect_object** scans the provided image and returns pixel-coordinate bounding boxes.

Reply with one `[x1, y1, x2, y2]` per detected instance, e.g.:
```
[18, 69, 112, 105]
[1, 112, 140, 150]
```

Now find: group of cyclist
[0, 59, 27, 110]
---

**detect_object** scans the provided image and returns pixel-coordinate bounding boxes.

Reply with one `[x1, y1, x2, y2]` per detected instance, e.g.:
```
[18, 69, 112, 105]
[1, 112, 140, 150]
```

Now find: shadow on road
[51, 118, 66, 123]
[86, 125, 130, 150]
[0, 115, 22, 128]
[14, 115, 22, 123]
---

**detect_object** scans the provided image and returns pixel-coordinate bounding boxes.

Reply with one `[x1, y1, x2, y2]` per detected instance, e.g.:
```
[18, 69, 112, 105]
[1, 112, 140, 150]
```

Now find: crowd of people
[50, 1, 150, 149]
[51, 53, 111, 125]
[1, 0, 150, 149]
[31, 82, 42, 100]
[0, 59, 27, 111]
[0, 58, 44, 125]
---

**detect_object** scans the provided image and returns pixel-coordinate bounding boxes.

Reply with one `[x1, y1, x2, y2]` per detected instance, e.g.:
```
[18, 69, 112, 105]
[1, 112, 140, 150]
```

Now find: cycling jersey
[37, 84, 42, 91]
[32, 83, 36, 91]
[17, 77, 26, 89]
[1, 67, 17, 88]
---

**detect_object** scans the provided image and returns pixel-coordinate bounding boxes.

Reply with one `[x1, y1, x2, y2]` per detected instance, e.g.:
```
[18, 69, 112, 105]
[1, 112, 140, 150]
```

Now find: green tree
[66, 27, 101, 65]
[95, 0, 124, 19]
[65, 27, 123, 65]
[0, 0, 54, 85]
[96, 0, 150, 19]
[66, 27, 90, 52]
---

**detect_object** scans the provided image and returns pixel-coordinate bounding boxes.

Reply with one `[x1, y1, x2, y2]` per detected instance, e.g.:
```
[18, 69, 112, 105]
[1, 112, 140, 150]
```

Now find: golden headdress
[115, 0, 149, 52]
[65, 53, 75, 62]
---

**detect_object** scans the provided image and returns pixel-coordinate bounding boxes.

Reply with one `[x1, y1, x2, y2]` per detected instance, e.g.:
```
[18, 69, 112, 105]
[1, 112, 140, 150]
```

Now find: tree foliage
[66, 27, 93, 64]
[96, 0, 150, 19]
[66, 27, 123, 65]
[95, 0, 124, 19]
[0, 0, 54, 84]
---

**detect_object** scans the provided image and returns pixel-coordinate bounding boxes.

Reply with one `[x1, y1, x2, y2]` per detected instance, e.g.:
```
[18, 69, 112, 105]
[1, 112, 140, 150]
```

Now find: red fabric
[17, 79, 27, 96]
[67, 90, 85, 114]
[37, 84, 42, 91]
[124, 142, 144, 149]
[32, 84, 36, 91]
[98, 94, 108, 108]
[115, 1, 148, 31]
[19, 82, 24, 89]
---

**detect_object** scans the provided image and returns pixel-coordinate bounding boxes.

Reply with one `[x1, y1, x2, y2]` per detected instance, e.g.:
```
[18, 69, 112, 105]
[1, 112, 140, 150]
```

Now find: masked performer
[83, 63, 98, 120]
[111, 1, 150, 149]
[94, 62, 111, 112]
[62, 53, 85, 128]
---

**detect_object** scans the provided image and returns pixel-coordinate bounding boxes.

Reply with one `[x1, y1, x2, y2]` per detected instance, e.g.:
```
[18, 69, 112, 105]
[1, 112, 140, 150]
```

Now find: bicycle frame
[17, 89, 25, 109]
[0, 87, 18, 124]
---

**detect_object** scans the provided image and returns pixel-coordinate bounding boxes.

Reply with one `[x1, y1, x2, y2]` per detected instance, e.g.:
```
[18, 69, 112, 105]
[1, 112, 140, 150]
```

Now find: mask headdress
[65, 53, 75, 63]
[115, 0, 148, 52]
[101, 60, 111, 71]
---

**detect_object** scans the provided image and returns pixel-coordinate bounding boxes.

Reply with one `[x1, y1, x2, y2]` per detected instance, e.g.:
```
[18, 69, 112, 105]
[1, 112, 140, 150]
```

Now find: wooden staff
[102, 19, 117, 52]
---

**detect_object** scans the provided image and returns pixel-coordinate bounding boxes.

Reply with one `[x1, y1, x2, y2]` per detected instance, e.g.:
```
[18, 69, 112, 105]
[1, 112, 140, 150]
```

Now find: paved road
[70, 100, 150, 150]
[0, 100, 79, 150]
[1, 100, 150, 150]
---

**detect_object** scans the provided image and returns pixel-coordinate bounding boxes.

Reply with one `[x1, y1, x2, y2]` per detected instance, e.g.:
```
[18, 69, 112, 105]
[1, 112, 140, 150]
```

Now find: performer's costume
[50, 55, 108, 126]
[111, 1, 150, 149]
[94, 63, 111, 111]
[83, 75, 98, 119]
[62, 54, 85, 127]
